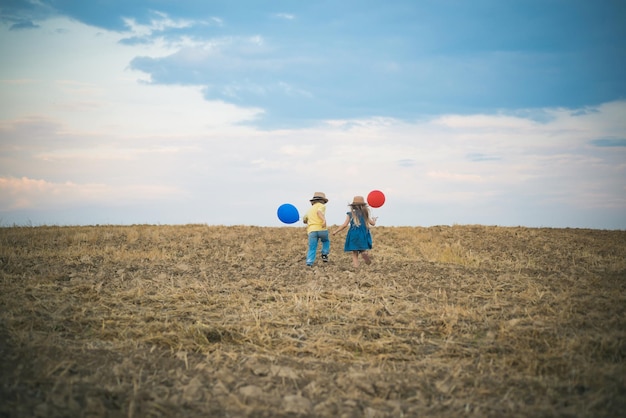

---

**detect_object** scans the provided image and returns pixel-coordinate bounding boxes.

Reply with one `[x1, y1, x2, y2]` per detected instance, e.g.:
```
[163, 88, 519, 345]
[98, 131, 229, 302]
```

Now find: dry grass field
[0, 224, 625, 417]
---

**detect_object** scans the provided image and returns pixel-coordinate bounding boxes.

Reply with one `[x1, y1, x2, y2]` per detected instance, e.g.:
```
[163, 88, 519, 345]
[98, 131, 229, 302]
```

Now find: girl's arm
[369, 216, 377, 226]
[333, 215, 351, 235]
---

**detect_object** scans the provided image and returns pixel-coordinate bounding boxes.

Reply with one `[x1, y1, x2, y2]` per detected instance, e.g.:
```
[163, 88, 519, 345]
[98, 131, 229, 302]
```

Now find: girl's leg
[351, 251, 359, 268]
[361, 251, 371, 265]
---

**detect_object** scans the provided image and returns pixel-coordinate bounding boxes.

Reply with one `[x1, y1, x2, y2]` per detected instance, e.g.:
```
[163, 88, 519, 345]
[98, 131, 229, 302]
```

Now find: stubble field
[0, 224, 625, 417]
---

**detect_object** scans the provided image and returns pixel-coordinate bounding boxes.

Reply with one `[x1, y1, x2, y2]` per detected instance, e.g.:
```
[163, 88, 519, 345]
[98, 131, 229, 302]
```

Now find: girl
[333, 196, 377, 267]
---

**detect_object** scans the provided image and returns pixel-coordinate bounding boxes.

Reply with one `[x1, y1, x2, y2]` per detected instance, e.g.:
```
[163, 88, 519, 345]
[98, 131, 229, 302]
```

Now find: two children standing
[303, 192, 377, 268]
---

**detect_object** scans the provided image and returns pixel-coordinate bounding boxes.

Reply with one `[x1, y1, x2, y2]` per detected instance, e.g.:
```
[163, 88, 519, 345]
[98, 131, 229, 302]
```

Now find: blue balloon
[277, 203, 299, 224]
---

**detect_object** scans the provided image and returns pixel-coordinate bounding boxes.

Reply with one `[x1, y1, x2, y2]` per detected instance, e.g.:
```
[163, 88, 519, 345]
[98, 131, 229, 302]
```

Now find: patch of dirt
[0, 225, 625, 417]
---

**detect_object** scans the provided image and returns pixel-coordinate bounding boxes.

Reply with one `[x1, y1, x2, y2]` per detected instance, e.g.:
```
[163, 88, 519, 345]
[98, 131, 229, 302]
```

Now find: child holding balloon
[303, 192, 330, 266]
[333, 196, 377, 268]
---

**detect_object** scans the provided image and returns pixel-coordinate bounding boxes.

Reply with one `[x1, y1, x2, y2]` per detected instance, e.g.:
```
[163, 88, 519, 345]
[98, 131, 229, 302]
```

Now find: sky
[1, 0, 625, 229]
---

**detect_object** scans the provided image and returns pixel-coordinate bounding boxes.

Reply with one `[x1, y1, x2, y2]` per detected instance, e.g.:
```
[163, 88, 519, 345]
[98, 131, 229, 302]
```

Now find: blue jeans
[307, 230, 330, 265]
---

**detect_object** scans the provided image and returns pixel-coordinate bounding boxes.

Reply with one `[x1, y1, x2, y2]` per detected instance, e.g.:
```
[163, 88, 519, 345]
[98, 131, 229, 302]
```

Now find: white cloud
[427, 171, 484, 182]
[0, 176, 183, 211]
[279, 145, 314, 157]
[273, 13, 295, 20]
[0, 17, 263, 135]
[121, 10, 200, 38]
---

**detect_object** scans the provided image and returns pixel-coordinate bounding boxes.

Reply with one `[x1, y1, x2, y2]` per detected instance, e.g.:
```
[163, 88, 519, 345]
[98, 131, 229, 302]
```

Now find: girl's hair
[350, 204, 371, 228]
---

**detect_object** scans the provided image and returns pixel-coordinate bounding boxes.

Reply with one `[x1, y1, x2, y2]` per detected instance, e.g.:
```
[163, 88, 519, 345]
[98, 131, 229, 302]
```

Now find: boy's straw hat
[350, 196, 367, 206]
[310, 192, 328, 203]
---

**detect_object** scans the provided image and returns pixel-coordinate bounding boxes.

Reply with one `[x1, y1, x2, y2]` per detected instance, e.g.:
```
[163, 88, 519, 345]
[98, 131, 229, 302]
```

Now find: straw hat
[310, 192, 328, 203]
[350, 196, 367, 206]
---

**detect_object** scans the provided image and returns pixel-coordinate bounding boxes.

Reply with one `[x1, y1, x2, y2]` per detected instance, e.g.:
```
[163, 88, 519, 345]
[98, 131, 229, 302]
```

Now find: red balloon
[367, 190, 385, 208]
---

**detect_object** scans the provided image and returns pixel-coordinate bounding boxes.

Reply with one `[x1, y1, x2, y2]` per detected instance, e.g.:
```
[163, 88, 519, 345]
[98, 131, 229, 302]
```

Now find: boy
[303, 192, 330, 266]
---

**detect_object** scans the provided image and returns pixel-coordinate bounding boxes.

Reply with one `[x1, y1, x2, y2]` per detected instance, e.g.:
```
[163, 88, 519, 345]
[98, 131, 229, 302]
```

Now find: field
[0, 224, 625, 417]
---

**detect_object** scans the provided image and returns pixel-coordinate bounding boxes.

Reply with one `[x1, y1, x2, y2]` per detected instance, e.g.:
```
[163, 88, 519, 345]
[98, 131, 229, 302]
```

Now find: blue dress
[344, 213, 373, 252]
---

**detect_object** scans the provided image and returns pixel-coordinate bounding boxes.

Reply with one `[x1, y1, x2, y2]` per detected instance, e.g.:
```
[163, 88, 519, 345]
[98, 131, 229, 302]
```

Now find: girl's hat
[350, 196, 367, 206]
[310, 192, 328, 203]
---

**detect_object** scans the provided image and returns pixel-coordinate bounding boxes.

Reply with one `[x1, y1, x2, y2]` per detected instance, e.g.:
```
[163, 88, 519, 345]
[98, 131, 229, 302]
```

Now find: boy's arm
[317, 210, 326, 227]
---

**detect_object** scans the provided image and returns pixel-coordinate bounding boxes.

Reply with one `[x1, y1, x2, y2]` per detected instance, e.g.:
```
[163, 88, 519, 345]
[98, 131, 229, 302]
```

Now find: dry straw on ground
[0, 224, 624, 417]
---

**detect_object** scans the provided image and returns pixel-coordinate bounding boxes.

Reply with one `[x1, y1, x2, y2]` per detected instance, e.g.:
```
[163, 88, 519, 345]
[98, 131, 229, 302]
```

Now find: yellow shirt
[304, 202, 327, 233]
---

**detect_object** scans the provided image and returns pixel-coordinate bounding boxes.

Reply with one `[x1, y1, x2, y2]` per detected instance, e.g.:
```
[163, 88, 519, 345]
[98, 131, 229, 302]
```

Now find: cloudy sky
[1, 1, 625, 229]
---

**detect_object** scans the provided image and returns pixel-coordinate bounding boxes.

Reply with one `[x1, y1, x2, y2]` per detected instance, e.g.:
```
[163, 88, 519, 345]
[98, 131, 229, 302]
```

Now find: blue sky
[1, 0, 625, 229]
